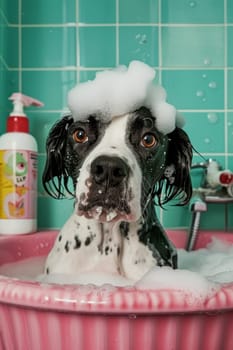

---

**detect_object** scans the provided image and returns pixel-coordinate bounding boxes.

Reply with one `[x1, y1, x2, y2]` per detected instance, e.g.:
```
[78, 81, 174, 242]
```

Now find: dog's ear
[158, 127, 193, 205]
[42, 115, 74, 198]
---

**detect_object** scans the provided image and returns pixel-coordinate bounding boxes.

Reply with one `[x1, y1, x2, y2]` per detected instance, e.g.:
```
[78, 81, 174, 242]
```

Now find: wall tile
[29, 111, 61, 153]
[161, 0, 224, 24]
[184, 112, 225, 153]
[21, 0, 76, 24]
[119, 26, 158, 66]
[3, 27, 18, 68]
[79, 70, 99, 83]
[38, 196, 73, 229]
[2, 1, 233, 230]
[22, 27, 76, 68]
[199, 204, 226, 230]
[119, 0, 158, 23]
[227, 27, 233, 67]
[79, 0, 115, 24]
[227, 0, 233, 23]
[79, 27, 116, 67]
[3, 70, 19, 109]
[162, 70, 224, 110]
[22, 70, 76, 110]
[228, 113, 233, 153]
[162, 27, 224, 67]
[3, 0, 18, 24]
[162, 205, 190, 228]
[228, 203, 233, 230]
[227, 70, 233, 109]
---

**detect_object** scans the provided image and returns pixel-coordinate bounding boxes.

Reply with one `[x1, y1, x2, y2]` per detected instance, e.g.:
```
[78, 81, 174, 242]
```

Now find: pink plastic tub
[0, 230, 233, 350]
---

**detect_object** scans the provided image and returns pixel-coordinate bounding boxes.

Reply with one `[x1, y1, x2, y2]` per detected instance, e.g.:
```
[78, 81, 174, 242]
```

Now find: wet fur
[43, 107, 193, 280]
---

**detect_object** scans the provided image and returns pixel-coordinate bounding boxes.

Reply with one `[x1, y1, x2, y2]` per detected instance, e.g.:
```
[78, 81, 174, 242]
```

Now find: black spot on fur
[46, 267, 50, 274]
[105, 246, 109, 255]
[85, 236, 91, 246]
[74, 235, 82, 249]
[58, 235, 62, 242]
[117, 246, 121, 256]
[120, 222, 130, 239]
[65, 241, 70, 252]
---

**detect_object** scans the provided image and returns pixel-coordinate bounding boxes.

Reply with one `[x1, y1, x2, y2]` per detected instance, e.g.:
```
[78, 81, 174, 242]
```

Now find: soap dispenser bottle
[0, 93, 44, 234]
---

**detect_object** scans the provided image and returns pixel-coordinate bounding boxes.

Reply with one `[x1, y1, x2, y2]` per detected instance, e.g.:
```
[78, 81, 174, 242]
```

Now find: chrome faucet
[191, 159, 233, 202]
[186, 159, 233, 251]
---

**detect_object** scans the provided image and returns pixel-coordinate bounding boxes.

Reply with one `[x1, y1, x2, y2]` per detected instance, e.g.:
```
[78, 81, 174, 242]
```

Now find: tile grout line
[75, 0, 80, 83]
[7, 66, 233, 72]
[13, 23, 233, 28]
[224, 0, 229, 168]
[18, 0, 22, 92]
[115, 0, 119, 66]
[158, 0, 163, 225]
[158, 0, 162, 84]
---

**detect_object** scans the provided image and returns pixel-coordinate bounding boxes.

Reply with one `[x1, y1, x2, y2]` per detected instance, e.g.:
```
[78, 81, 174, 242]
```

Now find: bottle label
[0, 150, 37, 219]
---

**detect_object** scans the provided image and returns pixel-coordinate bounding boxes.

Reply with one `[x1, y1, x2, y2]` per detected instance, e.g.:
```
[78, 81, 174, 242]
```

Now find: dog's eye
[73, 129, 88, 143]
[141, 133, 157, 148]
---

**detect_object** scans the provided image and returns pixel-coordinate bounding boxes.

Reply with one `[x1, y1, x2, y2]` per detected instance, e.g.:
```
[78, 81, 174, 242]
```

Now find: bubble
[207, 112, 218, 123]
[204, 58, 211, 66]
[136, 34, 147, 44]
[228, 121, 232, 127]
[196, 90, 204, 97]
[202, 73, 207, 79]
[189, 1, 197, 7]
[139, 34, 147, 44]
[202, 98, 207, 102]
[208, 81, 217, 89]
[204, 138, 210, 144]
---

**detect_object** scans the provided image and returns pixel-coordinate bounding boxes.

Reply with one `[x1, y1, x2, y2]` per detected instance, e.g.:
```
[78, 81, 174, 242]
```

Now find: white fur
[76, 114, 142, 221]
[46, 214, 156, 281]
[45, 113, 157, 281]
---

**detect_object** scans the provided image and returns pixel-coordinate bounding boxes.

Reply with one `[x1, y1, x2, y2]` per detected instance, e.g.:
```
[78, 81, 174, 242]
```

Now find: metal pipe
[186, 211, 201, 251]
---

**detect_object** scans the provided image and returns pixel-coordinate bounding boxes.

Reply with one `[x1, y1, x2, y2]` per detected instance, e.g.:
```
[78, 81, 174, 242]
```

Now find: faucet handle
[206, 160, 233, 188]
[219, 172, 233, 185]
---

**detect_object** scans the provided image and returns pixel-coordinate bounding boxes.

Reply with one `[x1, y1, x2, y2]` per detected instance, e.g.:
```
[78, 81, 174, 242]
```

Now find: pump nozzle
[9, 93, 44, 108]
[7, 92, 44, 133]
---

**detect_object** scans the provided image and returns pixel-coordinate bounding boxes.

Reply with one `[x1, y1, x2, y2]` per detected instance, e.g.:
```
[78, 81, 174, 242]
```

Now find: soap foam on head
[68, 61, 180, 135]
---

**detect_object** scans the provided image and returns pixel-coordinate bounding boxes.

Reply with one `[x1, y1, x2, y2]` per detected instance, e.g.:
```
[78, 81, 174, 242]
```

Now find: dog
[42, 62, 193, 282]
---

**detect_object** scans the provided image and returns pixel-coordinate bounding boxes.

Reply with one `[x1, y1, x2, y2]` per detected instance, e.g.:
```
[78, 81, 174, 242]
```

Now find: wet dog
[42, 106, 192, 282]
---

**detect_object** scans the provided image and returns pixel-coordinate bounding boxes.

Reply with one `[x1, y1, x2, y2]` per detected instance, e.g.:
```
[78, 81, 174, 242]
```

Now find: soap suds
[1, 238, 233, 302]
[68, 61, 181, 135]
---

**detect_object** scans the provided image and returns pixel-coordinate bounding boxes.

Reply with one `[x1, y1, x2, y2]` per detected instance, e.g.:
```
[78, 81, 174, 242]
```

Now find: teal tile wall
[0, 0, 232, 230]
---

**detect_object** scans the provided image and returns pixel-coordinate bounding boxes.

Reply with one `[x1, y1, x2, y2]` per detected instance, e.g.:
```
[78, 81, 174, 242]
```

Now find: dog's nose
[91, 156, 129, 186]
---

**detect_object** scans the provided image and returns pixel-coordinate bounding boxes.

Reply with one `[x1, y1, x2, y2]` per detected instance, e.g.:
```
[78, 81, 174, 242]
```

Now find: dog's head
[43, 106, 192, 223]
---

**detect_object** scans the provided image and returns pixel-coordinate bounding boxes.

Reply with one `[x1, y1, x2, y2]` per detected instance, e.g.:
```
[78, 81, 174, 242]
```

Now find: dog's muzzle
[77, 155, 133, 222]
